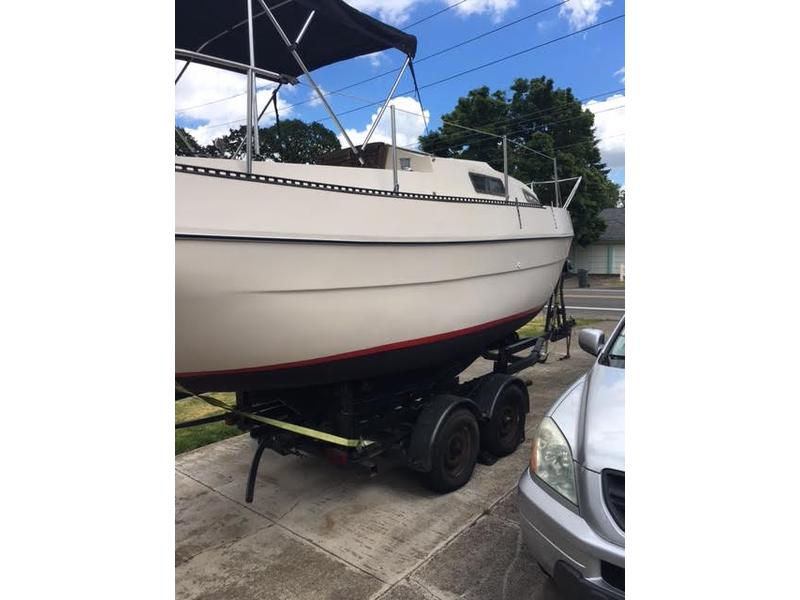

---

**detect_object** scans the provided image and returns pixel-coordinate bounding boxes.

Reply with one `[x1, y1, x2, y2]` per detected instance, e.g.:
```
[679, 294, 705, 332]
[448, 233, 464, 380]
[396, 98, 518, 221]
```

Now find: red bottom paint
[177, 306, 542, 378]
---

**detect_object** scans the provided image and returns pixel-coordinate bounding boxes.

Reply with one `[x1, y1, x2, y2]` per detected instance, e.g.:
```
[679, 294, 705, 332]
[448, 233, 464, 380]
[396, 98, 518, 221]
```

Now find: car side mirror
[579, 328, 605, 356]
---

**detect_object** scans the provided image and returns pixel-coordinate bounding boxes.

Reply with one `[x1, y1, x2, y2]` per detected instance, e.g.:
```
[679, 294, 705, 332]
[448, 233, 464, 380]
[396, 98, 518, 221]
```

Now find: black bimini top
[176, 0, 417, 79]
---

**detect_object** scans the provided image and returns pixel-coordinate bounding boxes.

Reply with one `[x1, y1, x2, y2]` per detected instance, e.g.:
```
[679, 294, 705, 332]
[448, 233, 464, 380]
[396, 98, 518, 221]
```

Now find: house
[569, 207, 625, 275]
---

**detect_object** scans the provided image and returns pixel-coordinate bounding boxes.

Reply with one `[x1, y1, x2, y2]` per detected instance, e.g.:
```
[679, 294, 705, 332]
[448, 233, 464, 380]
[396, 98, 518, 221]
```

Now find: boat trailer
[177, 271, 575, 502]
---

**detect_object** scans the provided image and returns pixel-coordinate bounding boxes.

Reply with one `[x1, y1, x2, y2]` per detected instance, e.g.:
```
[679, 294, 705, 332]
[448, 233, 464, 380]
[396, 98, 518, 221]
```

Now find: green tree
[207, 119, 340, 164]
[175, 127, 201, 157]
[419, 77, 619, 246]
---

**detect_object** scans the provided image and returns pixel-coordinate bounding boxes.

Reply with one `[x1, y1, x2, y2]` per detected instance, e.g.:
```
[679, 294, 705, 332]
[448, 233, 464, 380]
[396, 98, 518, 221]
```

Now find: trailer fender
[407, 394, 480, 473]
[472, 374, 529, 420]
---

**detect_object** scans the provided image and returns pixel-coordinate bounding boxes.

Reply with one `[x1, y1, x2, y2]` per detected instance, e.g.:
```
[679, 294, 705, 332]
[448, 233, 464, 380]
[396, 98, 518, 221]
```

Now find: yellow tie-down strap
[176, 384, 374, 449]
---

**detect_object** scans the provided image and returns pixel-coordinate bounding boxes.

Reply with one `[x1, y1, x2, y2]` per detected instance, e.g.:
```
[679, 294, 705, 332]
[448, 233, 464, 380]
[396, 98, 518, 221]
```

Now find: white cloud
[537, 19, 556, 33]
[358, 51, 386, 68]
[559, 0, 612, 30]
[453, 0, 518, 23]
[337, 96, 430, 149]
[347, 0, 423, 25]
[307, 85, 327, 107]
[348, 0, 517, 26]
[584, 93, 625, 169]
[614, 66, 625, 84]
[175, 62, 293, 146]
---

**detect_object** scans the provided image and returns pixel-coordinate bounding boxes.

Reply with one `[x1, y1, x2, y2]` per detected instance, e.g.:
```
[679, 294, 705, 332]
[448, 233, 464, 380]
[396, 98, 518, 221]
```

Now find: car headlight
[530, 417, 577, 505]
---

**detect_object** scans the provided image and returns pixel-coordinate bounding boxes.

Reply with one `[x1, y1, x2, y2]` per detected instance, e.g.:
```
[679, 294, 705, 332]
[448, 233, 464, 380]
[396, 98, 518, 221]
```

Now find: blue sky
[176, 0, 625, 184]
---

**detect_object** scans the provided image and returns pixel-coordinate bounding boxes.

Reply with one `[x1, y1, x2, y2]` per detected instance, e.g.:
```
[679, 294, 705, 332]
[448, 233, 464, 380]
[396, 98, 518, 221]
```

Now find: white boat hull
[176, 157, 574, 392]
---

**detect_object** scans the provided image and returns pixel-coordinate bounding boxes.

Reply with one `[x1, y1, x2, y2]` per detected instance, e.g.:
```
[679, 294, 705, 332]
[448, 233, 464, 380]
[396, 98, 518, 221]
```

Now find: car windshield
[605, 325, 625, 368]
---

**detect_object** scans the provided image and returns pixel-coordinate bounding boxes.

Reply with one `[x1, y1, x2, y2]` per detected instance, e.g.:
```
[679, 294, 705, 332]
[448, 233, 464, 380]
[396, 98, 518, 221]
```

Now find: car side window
[605, 326, 625, 368]
[469, 172, 506, 196]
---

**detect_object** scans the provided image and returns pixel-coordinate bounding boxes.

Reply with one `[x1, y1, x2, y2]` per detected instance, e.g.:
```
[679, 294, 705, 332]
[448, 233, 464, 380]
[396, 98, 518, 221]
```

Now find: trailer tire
[481, 383, 526, 457]
[421, 408, 479, 493]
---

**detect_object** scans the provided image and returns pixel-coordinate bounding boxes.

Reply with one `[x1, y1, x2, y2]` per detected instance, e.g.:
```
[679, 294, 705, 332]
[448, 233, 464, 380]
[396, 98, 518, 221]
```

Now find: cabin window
[522, 188, 541, 205]
[469, 172, 506, 196]
[399, 157, 412, 170]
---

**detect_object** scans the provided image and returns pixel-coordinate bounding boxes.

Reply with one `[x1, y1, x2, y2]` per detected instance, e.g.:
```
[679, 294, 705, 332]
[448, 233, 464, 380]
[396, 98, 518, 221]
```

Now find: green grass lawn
[175, 317, 604, 455]
[175, 392, 242, 455]
[516, 315, 603, 338]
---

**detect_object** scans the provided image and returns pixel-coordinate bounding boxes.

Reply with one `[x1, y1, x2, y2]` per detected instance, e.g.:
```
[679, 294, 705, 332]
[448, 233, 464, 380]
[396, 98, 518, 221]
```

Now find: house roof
[598, 208, 625, 242]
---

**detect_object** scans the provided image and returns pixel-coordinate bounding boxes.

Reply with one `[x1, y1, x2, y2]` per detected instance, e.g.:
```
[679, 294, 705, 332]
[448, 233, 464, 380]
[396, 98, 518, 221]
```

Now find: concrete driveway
[176, 319, 619, 600]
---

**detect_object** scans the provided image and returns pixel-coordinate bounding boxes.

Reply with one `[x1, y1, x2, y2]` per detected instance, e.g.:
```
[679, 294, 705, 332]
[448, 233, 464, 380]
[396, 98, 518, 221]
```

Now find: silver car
[517, 317, 625, 599]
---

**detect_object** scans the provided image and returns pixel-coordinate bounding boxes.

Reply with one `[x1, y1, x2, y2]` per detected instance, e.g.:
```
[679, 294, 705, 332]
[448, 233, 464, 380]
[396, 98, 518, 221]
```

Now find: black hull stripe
[175, 232, 572, 245]
[177, 311, 538, 394]
[176, 162, 554, 209]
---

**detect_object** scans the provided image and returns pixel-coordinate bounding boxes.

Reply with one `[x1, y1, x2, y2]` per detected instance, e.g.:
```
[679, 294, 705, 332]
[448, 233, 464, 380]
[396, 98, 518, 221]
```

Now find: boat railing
[384, 105, 575, 209]
[530, 176, 582, 210]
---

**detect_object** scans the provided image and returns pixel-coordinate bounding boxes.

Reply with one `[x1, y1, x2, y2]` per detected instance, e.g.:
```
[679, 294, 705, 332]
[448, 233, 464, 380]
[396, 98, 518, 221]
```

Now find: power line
[556, 132, 624, 152]
[396, 94, 625, 143]
[175, 0, 470, 114]
[417, 1, 569, 64]
[402, 133, 625, 163]
[189, 83, 624, 137]
[398, 105, 625, 155]
[314, 13, 625, 122]
[193, 84, 624, 137]
[320, 0, 570, 99]
[176, 0, 573, 115]
[179, 11, 625, 135]
[312, 87, 625, 158]
[175, 83, 276, 114]
[402, 0, 469, 30]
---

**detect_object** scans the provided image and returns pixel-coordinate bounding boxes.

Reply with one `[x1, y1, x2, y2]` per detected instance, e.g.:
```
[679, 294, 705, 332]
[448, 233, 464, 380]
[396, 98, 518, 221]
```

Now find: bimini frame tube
[390, 105, 399, 192]
[234, 83, 282, 158]
[175, 49, 291, 83]
[245, 0, 257, 173]
[361, 56, 410, 151]
[258, 0, 364, 164]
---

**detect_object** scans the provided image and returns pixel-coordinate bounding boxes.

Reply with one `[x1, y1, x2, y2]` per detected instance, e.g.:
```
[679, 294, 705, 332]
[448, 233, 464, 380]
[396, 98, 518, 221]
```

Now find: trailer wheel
[481, 384, 526, 457]
[422, 407, 479, 493]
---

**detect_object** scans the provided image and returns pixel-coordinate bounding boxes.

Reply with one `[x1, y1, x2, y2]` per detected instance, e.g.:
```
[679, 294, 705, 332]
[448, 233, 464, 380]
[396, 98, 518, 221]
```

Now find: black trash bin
[577, 269, 590, 288]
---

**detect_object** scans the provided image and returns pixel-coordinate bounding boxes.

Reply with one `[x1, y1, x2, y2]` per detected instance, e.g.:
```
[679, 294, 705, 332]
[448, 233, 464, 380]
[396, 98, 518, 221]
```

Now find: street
[563, 288, 625, 320]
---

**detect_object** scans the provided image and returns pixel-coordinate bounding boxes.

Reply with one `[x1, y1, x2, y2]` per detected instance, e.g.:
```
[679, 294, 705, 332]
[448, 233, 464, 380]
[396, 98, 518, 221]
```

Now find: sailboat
[175, 0, 574, 393]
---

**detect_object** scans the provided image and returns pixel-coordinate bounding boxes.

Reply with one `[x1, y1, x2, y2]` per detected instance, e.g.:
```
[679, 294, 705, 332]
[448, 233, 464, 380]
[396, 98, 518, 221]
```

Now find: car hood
[551, 362, 625, 473]
[580, 362, 625, 472]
